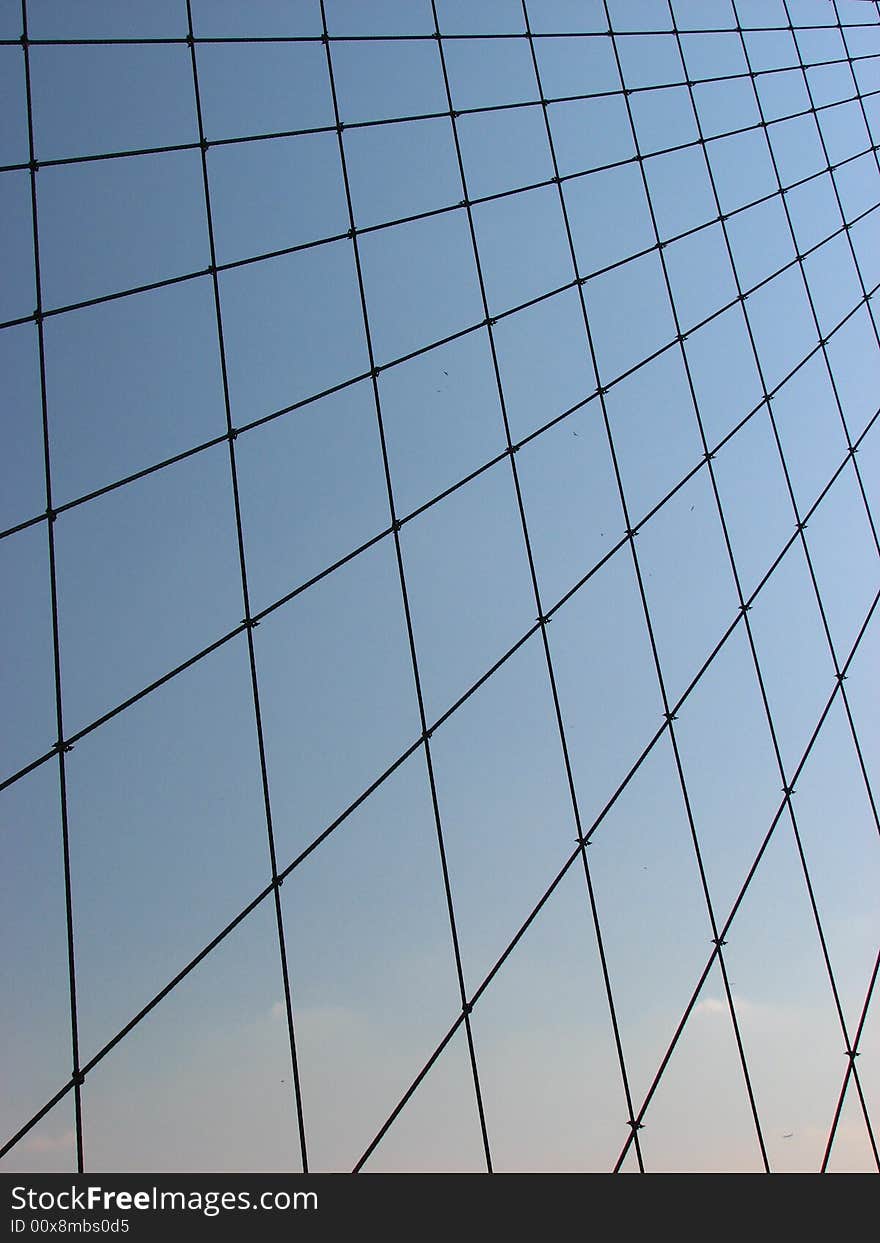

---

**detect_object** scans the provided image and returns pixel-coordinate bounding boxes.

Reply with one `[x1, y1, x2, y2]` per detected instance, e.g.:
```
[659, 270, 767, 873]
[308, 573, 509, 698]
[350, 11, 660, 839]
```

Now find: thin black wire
[669, 0, 880, 1166]
[676, 0, 880, 1168]
[613, 586, 880, 1172]
[787, 2, 880, 561]
[432, 0, 645, 1172]
[4, 22, 878, 49]
[18, 0, 84, 1173]
[317, 0, 494, 1171]
[183, 0, 309, 1173]
[2, 63, 877, 335]
[8, 49, 875, 177]
[359, 570, 880, 1172]
[3, 117, 877, 553]
[2, 261, 877, 813]
[720, 0, 879, 1159]
[592, 0, 772, 1169]
[822, 945, 880, 1169]
[3, 4, 879, 1170]
[4, 404, 875, 1166]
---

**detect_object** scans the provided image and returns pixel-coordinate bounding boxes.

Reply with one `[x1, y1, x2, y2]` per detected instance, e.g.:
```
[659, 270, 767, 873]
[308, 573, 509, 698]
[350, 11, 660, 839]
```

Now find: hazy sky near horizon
[1, 0, 879, 1173]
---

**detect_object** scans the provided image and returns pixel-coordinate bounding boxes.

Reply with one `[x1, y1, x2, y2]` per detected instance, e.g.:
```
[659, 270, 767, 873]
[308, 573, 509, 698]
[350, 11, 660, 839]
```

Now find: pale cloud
[694, 997, 728, 1016]
[22, 1129, 75, 1155]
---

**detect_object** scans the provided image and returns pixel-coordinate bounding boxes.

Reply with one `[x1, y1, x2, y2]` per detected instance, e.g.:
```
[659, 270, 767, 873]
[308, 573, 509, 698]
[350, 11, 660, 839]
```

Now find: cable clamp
[29, 158, 39, 173]
[627, 1118, 644, 1131]
[185, 33, 194, 47]
[625, 527, 639, 539]
[712, 936, 727, 947]
[537, 613, 551, 626]
[486, 316, 497, 327]
[782, 783, 795, 797]
[703, 450, 716, 462]
[46, 506, 57, 523]
[796, 520, 808, 532]
[462, 1001, 473, 1016]
[242, 617, 260, 629]
[391, 517, 402, 533]
[836, 671, 847, 683]
[664, 711, 677, 724]
[56, 740, 74, 755]
[200, 138, 210, 152]
[73, 1070, 85, 1086]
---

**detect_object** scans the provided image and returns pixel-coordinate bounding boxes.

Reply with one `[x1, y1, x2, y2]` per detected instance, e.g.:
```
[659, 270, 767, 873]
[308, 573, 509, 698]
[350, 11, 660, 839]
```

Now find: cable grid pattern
[1, 0, 879, 1173]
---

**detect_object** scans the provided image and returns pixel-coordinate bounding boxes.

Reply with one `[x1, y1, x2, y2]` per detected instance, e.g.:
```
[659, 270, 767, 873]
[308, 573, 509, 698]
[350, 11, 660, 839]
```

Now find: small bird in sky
[783, 1132, 793, 1139]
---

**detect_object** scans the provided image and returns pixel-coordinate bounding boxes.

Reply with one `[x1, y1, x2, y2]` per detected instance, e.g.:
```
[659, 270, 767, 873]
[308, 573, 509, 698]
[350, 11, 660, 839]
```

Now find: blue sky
[1, 0, 879, 1173]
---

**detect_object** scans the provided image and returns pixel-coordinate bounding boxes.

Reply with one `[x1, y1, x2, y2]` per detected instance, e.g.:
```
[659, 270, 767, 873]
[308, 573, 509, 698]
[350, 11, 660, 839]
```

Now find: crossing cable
[836, 0, 880, 170]
[785, 0, 880, 561]
[721, 0, 880, 1153]
[788, 0, 880, 835]
[18, 0, 84, 1173]
[5, 369, 877, 1166]
[613, 591, 880, 1173]
[316, 0, 494, 1171]
[6, 44, 875, 180]
[183, 0, 309, 1173]
[358, 580, 880, 1172]
[520, 0, 700, 1171]
[0, 0, 875, 1168]
[822, 944, 880, 1169]
[4, 21, 878, 49]
[431, 0, 645, 1171]
[673, 0, 880, 1161]
[3, 124, 878, 554]
[3, 69, 878, 335]
[590, 0, 775, 1169]
[673, 0, 880, 1164]
[2, 47, 878, 179]
[2, 267, 878, 812]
